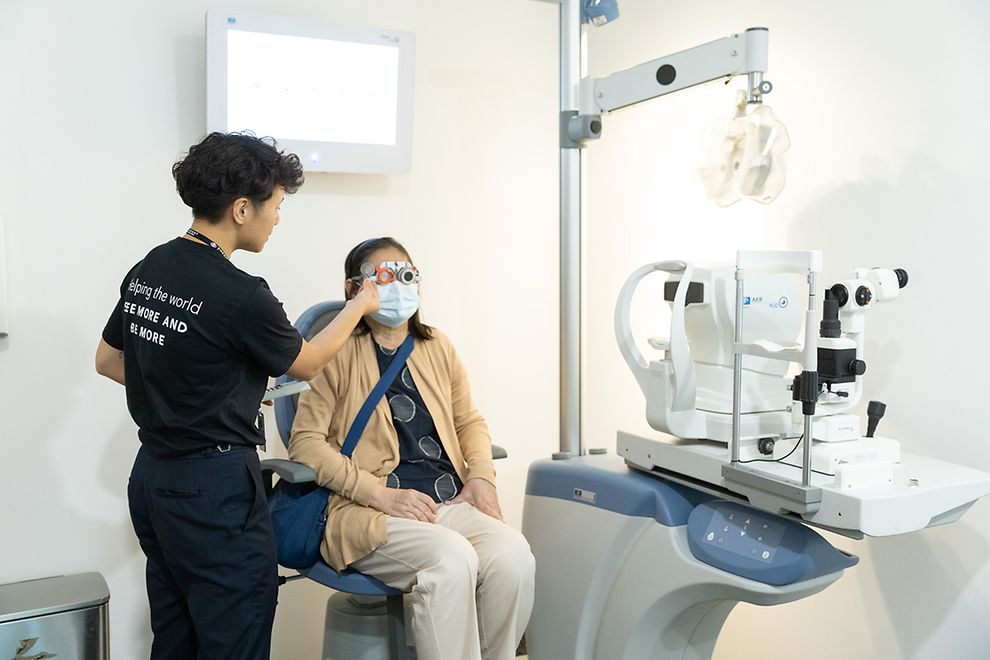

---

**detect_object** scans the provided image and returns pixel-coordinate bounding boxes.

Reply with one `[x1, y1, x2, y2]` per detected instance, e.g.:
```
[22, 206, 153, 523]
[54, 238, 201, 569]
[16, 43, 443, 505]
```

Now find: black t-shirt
[102, 237, 302, 456]
[374, 340, 463, 503]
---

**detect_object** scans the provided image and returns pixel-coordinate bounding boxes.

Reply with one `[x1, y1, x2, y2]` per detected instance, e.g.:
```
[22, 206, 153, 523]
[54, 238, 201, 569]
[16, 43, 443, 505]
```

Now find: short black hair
[172, 132, 305, 222]
[344, 237, 433, 341]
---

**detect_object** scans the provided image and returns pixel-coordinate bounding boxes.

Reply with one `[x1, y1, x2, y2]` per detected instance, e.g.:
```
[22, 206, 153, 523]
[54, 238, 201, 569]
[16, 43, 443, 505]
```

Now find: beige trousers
[350, 502, 535, 660]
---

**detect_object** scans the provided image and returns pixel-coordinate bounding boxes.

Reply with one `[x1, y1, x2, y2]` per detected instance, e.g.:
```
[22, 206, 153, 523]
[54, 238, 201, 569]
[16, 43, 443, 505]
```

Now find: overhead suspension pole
[559, 0, 583, 456]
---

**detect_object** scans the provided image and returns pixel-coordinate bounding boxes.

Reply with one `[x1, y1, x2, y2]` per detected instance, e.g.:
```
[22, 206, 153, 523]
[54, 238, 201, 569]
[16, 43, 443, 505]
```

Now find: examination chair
[261, 300, 507, 660]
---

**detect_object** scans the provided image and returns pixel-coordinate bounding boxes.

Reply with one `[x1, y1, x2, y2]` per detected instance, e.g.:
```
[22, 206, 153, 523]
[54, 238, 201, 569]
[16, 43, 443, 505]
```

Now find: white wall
[583, 1, 990, 658]
[0, 1, 557, 657]
[3, 0, 989, 658]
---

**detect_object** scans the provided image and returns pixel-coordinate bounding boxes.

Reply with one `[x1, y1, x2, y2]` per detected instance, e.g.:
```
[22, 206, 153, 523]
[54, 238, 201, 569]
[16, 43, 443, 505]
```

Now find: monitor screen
[207, 11, 415, 173]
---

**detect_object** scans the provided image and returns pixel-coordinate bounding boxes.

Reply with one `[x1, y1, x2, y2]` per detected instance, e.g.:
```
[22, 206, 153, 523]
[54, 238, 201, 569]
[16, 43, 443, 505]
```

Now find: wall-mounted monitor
[206, 10, 415, 174]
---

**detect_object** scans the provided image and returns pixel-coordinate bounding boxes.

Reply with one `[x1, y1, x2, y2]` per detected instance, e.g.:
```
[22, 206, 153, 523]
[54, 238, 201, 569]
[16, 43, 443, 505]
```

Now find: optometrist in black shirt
[96, 133, 379, 660]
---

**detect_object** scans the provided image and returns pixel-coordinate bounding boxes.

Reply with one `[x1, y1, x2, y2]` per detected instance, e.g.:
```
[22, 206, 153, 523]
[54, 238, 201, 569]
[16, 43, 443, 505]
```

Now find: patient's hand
[370, 486, 437, 523]
[448, 478, 503, 521]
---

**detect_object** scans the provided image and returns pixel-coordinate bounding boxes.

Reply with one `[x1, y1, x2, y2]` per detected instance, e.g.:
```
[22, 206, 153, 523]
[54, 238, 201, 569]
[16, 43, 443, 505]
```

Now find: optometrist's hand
[370, 486, 437, 523]
[352, 278, 381, 315]
[448, 478, 503, 521]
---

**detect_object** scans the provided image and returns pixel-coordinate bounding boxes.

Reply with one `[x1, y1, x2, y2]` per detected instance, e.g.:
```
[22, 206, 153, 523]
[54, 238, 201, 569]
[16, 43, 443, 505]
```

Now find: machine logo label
[743, 297, 751, 305]
[573, 488, 597, 504]
[13, 637, 57, 659]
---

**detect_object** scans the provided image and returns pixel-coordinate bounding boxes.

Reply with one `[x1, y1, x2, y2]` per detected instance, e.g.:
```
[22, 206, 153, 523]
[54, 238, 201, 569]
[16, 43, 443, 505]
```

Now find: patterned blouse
[374, 339, 464, 503]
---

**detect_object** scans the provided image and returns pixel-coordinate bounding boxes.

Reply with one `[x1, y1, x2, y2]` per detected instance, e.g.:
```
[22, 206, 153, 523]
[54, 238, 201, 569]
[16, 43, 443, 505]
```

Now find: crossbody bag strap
[340, 334, 415, 458]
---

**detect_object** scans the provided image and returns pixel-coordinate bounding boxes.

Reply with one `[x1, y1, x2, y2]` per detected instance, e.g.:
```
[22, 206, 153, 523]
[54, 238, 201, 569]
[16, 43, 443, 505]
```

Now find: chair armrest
[260, 458, 317, 484]
[263, 450, 502, 487]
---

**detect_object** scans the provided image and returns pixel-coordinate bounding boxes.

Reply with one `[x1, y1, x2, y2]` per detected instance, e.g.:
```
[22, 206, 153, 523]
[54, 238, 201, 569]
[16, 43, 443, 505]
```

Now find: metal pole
[731, 268, 744, 462]
[559, 0, 582, 456]
[802, 271, 818, 486]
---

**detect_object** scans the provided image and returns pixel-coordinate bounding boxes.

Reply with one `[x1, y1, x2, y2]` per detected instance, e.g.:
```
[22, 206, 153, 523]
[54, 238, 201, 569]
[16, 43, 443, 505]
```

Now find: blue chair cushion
[274, 301, 346, 447]
[302, 561, 405, 596]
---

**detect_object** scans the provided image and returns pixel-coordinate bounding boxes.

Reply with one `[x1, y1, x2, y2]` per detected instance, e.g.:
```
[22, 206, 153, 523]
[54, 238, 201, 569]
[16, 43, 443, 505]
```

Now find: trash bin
[0, 573, 109, 659]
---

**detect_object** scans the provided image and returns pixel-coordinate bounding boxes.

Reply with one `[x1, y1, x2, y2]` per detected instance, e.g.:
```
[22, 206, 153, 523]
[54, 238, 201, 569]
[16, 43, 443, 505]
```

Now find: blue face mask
[370, 282, 420, 327]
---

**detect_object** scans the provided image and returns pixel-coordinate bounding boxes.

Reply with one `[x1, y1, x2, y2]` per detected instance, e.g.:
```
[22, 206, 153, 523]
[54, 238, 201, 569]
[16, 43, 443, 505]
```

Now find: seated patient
[289, 237, 535, 660]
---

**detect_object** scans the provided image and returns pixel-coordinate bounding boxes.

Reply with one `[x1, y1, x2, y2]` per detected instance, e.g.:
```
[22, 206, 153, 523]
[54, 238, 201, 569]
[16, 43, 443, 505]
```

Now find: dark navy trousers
[128, 445, 278, 660]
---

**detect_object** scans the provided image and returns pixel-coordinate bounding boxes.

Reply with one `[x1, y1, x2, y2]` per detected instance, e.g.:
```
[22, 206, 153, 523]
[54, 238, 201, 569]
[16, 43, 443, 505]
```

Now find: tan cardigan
[288, 329, 496, 570]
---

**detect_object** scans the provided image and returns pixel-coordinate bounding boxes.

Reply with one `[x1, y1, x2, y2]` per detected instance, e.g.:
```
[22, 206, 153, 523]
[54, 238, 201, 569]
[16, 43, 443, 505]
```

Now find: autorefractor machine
[522, 251, 990, 659]
[518, 4, 990, 657]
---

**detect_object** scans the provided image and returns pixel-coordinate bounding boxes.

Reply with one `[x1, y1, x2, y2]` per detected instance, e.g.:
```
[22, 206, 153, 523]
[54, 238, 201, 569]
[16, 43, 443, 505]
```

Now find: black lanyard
[185, 228, 227, 259]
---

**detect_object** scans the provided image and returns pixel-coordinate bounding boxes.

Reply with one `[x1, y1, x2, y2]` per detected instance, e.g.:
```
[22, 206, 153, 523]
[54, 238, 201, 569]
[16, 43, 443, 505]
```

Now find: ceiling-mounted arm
[584, 27, 770, 113]
[567, 27, 771, 144]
